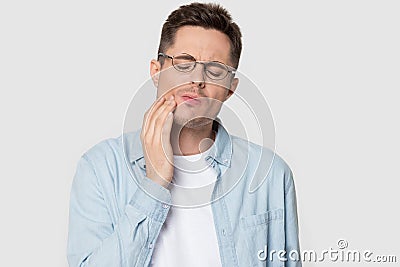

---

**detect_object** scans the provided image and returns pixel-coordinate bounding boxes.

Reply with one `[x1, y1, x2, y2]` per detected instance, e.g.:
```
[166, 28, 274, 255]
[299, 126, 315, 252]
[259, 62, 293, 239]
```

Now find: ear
[150, 59, 161, 87]
[225, 77, 239, 100]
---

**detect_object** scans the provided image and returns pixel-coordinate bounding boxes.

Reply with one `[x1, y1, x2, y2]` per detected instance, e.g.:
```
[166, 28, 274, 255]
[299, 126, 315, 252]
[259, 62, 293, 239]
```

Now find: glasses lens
[205, 62, 228, 80]
[173, 54, 196, 72]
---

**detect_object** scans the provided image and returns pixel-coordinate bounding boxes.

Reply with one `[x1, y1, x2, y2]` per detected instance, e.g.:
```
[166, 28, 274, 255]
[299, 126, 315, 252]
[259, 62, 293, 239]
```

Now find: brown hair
[158, 2, 242, 68]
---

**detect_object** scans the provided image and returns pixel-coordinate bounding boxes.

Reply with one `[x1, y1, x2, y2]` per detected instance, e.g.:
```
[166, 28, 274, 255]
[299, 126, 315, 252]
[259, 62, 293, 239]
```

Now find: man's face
[151, 26, 239, 129]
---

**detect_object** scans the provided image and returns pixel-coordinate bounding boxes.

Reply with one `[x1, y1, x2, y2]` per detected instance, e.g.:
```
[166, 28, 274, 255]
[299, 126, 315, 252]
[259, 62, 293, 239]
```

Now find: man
[67, 2, 301, 267]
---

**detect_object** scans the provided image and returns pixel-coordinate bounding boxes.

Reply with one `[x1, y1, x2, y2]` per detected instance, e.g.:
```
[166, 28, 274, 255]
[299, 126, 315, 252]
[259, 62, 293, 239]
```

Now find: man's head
[158, 2, 242, 69]
[150, 2, 242, 129]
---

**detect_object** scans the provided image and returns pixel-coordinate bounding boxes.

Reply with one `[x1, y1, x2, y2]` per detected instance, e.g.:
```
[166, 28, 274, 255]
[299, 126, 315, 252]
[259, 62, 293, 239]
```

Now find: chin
[173, 115, 214, 129]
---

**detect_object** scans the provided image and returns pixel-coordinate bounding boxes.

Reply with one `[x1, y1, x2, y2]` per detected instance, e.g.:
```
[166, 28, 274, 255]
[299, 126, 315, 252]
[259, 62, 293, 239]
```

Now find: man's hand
[140, 95, 176, 188]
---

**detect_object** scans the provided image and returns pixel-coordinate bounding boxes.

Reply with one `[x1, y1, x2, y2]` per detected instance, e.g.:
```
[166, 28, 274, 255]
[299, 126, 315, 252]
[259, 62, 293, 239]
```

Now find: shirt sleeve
[67, 155, 171, 267]
[284, 169, 302, 267]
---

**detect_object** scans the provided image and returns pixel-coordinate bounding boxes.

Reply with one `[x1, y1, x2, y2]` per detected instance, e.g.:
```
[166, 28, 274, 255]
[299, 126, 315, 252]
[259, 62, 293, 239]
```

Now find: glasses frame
[158, 52, 236, 81]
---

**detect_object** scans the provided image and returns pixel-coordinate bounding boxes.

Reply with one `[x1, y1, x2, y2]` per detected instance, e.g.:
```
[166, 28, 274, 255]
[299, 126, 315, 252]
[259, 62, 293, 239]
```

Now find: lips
[181, 93, 200, 99]
[180, 94, 202, 105]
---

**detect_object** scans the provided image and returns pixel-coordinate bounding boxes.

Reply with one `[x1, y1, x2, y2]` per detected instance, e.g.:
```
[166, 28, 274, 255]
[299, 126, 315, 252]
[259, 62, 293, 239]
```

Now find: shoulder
[231, 135, 290, 168]
[230, 135, 294, 187]
[79, 134, 126, 176]
[83, 135, 122, 161]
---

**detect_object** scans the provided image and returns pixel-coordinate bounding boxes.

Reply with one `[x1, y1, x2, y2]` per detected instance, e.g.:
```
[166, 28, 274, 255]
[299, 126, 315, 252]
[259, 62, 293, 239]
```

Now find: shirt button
[148, 243, 153, 249]
[162, 204, 169, 209]
[222, 229, 226, 236]
[223, 159, 228, 163]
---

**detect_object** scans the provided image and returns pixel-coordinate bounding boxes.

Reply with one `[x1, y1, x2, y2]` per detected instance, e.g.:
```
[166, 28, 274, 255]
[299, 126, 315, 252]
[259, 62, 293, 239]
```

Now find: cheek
[210, 89, 229, 102]
[157, 88, 177, 99]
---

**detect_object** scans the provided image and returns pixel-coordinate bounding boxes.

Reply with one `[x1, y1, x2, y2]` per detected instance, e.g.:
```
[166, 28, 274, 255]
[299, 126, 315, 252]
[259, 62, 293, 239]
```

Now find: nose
[190, 63, 206, 88]
[191, 80, 205, 89]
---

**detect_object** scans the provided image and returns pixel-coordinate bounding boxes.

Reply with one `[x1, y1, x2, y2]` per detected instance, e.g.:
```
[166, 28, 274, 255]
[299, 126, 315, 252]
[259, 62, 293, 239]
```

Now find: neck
[170, 121, 216, 156]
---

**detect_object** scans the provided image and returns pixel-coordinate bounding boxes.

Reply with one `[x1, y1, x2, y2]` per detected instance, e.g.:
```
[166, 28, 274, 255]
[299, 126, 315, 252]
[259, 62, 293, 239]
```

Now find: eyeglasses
[158, 53, 236, 81]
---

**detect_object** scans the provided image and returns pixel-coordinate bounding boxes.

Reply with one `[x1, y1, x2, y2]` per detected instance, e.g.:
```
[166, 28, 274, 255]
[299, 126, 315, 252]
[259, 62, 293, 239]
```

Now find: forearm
[67, 156, 171, 267]
[68, 208, 146, 266]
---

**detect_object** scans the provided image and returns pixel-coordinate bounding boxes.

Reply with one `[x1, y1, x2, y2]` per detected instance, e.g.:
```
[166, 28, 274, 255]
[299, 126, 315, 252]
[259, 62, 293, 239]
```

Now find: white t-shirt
[150, 148, 222, 267]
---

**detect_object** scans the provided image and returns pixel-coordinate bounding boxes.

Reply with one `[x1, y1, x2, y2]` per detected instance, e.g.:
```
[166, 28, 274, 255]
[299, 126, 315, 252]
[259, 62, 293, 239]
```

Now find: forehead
[166, 26, 232, 64]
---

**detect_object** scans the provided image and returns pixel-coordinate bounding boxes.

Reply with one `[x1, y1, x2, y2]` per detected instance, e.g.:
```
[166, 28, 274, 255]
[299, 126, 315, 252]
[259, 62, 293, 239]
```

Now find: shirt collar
[125, 118, 232, 167]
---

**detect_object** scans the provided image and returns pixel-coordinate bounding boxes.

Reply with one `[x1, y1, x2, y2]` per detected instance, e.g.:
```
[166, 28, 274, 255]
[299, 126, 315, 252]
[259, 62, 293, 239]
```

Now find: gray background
[0, 0, 399, 266]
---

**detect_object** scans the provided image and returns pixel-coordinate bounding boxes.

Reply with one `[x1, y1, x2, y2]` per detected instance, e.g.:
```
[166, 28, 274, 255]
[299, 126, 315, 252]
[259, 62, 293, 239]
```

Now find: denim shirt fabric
[67, 124, 302, 267]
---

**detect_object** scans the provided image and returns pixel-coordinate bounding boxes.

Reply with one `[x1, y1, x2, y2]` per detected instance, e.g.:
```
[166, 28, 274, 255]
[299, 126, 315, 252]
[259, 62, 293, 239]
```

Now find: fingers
[151, 95, 176, 141]
[140, 94, 176, 187]
[153, 106, 175, 143]
[142, 96, 166, 134]
[142, 95, 176, 141]
[163, 111, 174, 138]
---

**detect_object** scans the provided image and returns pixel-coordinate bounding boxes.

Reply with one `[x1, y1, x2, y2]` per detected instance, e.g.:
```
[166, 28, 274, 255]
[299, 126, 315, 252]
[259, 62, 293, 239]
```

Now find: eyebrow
[174, 53, 195, 60]
[176, 52, 232, 66]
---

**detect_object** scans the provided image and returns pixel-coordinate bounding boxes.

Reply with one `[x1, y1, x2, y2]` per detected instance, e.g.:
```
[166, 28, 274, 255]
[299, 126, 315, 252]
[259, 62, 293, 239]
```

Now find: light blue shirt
[67, 123, 302, 266]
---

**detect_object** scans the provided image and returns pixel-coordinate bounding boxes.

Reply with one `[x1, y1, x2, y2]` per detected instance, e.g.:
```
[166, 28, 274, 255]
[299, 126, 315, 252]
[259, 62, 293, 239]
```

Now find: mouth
[180, 94, 202, 105]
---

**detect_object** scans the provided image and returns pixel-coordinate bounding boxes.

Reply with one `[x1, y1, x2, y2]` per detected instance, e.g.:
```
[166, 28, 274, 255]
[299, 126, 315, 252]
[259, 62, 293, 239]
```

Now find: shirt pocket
[239, 208, 285, 267]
